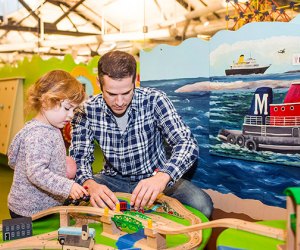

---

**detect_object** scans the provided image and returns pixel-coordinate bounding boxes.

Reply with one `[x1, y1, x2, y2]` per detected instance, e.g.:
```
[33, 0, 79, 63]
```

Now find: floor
[0, 162, 256, 250]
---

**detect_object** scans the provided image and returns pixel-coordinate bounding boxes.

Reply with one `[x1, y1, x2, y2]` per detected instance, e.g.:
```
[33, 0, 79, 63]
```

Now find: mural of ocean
[142, 72, 300, 208]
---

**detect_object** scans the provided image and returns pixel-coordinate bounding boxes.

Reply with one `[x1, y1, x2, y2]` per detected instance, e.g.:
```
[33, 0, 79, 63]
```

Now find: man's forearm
[154, 171, 171, 189]
[83, 179, 97, 188]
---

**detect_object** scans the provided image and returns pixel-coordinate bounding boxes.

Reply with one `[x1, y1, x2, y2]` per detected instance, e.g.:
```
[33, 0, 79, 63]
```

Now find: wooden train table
[216, 220, 286, 250]
[0, 193, 212, 250]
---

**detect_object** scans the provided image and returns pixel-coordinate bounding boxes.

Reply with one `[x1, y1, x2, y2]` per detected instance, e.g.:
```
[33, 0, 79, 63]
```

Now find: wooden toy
[60, 225, 95, 250]
[2, 217, 32, 241]
[0, 191, 294, 249]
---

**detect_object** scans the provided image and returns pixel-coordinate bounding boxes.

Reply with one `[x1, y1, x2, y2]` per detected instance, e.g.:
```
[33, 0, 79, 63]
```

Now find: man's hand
[83, 179, 119, 210]
[130, 172, 170, 210]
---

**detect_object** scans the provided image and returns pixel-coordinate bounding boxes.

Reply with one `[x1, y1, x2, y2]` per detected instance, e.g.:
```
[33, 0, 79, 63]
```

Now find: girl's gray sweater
[8, 119, 74, 217]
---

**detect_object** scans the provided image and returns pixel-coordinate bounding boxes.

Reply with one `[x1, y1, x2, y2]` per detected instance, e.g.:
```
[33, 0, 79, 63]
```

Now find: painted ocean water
[142, 72, 300, 208]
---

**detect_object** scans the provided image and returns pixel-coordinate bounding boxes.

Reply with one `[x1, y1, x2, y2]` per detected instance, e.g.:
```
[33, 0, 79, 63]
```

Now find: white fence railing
[244, 115, 300, 126]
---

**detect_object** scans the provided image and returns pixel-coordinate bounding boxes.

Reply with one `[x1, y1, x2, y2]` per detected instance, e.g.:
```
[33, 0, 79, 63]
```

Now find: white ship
[225, 54, 271, 76]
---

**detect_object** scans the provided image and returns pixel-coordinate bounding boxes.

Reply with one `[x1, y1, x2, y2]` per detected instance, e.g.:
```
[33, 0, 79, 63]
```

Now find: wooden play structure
[1, 191, 297, 249]
[282, 187, 300, 250]
[0, 77, 24, 155]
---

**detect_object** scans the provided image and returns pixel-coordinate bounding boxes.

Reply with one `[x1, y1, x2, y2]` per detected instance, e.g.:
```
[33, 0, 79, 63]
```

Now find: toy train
[63, 197, 144, 213]
[63, 195, 90, 206]
[63, 185, 90, 206]
[58, 225, 95, 247]
[119, 200, 144, 213]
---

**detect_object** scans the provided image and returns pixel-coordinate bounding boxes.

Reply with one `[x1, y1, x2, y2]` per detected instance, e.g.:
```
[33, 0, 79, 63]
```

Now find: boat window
[290, 106, 294, 110]
[281, 107, 285, 111]
[274, 107, 278, 112]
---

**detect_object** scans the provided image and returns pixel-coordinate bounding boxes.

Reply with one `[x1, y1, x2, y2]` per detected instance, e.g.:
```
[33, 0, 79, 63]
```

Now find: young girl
[8, 70, 88, 218]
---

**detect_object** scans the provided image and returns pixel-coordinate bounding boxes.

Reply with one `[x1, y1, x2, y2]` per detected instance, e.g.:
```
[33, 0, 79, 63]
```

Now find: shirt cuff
[154, 168, 175, 187]
[76, 175, 94, 186]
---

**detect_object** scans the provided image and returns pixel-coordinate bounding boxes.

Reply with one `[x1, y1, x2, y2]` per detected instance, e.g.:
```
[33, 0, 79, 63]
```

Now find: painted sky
[210, 35, 300, 76]
[140, 38, 209, 81]
[210, 15, 300, 76]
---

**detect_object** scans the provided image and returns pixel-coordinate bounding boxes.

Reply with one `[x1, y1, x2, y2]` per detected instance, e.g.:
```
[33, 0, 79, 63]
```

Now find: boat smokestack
[238, 55, 245, 64]
[248, 87, 273, 125]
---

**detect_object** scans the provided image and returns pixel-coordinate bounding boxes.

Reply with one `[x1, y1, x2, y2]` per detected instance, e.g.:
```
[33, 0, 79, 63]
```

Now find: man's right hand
[83, 179, 119, 210]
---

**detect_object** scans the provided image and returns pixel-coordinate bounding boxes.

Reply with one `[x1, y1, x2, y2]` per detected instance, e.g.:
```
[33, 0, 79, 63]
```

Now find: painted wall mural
[140, 16, 300, 209]
[209, 18, 300, 168]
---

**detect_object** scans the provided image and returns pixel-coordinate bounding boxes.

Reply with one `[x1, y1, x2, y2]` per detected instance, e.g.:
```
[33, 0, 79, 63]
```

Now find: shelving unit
[0, 78, 24, 155]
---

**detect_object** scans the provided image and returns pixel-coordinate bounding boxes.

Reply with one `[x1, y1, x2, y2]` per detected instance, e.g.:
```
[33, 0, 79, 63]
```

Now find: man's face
[101, 75, 135, 117]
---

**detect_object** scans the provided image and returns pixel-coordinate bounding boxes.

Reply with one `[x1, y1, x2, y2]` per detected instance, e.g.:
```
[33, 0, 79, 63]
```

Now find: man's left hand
[130, 172, 170, 210]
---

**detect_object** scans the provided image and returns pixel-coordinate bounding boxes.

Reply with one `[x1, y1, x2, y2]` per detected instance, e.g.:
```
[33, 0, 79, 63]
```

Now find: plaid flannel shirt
[70, 87, 199, 186]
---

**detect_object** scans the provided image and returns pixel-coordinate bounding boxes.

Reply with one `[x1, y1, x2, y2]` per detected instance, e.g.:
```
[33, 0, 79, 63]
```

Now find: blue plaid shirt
[70, 87, 199, 186]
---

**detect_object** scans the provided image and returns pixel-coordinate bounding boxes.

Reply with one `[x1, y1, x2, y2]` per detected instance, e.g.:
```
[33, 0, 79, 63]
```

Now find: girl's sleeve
[24, 130, 74, 199]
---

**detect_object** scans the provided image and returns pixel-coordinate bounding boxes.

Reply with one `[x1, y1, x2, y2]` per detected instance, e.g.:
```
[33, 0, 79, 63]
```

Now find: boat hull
[225, 65, 270, 76]
[218, 127, 300, 154]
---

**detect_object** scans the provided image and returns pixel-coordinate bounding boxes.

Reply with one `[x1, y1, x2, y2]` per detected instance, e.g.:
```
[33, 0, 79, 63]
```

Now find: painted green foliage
[0, 54, 100, 94]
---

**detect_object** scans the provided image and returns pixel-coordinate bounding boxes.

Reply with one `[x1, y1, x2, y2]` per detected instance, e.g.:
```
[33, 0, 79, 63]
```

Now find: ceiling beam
[53, 0, 86, 25]
[18, 0, 40, 22]
[199, 0, 208, 7]
[0, 35, 101, 52]
[176, 0, 195, 11]
[153, 0, 168, 20]
[48, 0, 104, 32]
[0, 24, 100, 36]
[81, 3, 118, 31]
[185, 2, 224, 20]
[0, 50, 68, 56]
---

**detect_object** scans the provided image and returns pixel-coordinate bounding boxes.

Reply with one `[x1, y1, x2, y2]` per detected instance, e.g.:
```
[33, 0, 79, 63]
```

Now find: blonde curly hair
[26, 70, 86, 113]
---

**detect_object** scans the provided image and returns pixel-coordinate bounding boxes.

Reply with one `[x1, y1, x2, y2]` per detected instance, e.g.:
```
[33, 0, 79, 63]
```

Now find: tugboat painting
[209, 74, 300, 168]
[218, 82, 300, 153]
[225, 54, 271, 76]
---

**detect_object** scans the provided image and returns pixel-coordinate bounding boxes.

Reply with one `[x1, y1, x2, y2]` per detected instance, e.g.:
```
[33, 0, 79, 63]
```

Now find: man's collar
[130, 88, 138, 112]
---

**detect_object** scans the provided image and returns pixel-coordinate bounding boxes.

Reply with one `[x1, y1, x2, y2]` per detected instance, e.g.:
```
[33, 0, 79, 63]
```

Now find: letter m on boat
[248, 87, 273, 124]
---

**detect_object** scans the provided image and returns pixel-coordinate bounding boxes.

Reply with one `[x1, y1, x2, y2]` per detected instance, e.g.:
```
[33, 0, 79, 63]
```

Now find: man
[70, 51, 213, 218]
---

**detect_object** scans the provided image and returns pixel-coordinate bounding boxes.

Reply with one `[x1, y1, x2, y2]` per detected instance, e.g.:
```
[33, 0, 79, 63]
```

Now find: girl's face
[42, 100, 78, 129]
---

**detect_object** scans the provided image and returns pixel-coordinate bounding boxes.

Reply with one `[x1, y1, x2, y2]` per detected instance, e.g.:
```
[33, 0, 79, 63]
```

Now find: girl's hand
[69, 183, 89, 200]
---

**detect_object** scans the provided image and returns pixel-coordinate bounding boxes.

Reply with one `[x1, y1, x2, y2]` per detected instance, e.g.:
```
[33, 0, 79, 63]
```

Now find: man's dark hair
[98, 51, 137, 87]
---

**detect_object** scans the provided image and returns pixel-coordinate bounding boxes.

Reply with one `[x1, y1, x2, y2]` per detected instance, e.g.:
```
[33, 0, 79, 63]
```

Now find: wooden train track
[157, 218, 285, 239]
[156, 194, 202, 249]
[0, 192, 286, 249]
[113, 193, 286, 241]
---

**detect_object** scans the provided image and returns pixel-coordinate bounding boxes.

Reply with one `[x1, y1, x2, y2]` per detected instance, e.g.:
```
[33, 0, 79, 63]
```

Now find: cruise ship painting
[218, 82, 300, 153]
[225, 55, 271, 76]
